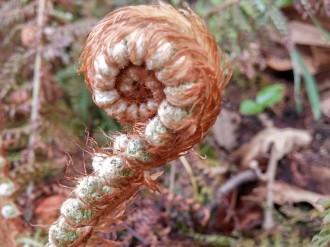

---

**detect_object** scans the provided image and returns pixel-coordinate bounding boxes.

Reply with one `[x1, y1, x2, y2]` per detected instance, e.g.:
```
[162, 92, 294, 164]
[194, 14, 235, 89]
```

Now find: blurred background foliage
[0, 0, 330, 246]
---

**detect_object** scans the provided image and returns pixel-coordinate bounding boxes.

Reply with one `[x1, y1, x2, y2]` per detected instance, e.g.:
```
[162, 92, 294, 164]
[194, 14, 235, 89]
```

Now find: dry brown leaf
[266, 52, 293, 71]
[310, 46, 330, 68]
[212, 109, 240, 150]
[253, 181, 330, 211]
[266, 45, 318, 73]
[234, 127, 312, 168]
[289, 21, 330, 47]
[237, 210, 262, 231]
[310, 165, 330, 193]
[267, 20, 330, 74]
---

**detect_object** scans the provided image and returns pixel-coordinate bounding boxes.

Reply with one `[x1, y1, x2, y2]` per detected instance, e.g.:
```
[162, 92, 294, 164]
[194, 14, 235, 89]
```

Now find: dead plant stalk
[28, 0, 46, 162]
[263, 145, 279, 230]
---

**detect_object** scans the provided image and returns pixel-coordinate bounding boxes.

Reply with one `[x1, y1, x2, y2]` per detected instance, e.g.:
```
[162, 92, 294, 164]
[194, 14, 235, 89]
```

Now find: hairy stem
[47, 3, 230, 246]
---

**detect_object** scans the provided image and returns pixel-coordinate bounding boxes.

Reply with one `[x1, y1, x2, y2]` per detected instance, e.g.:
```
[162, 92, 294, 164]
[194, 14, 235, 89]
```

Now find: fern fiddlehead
[47, 3, 230, 246]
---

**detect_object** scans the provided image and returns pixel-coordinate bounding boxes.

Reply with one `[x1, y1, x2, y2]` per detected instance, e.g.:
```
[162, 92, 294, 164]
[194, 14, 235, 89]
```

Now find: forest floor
[0, 1, 330, 247]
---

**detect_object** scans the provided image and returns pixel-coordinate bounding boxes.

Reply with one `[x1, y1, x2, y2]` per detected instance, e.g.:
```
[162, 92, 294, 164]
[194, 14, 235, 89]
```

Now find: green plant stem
[290, 50, 303, 113]
[290, 48, 321, 119]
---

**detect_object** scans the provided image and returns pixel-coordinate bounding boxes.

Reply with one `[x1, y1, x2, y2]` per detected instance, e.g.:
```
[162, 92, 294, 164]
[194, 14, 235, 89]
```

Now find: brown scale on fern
[48, 3, 231, 247]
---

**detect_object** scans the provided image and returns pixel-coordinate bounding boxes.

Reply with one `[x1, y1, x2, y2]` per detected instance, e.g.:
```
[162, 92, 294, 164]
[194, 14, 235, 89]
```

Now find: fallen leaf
[310, 46, 330, 69]
[212, 109, 240, 150]
[253, 181, 330, 211]
[266, 45, 318, 74]
[236, 209, 262, 231]
[266, 50, 293, 71]
[233, 127, 312, 168]
[267, 20, 330, 74]
[310, 165, 330, 194]
[289, 21, 330, 47]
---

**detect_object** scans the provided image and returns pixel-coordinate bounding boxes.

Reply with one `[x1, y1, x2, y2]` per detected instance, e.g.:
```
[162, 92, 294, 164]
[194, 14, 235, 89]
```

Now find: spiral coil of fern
[48, 3, 230, 247]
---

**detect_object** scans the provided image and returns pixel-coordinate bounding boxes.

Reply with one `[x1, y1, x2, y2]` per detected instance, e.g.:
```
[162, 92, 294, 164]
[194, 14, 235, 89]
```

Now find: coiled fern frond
[47, 3, 231, 246]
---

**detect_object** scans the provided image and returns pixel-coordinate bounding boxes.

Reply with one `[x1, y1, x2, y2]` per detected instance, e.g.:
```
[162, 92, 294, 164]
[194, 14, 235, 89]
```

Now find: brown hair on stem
[47, 3, 231, 246]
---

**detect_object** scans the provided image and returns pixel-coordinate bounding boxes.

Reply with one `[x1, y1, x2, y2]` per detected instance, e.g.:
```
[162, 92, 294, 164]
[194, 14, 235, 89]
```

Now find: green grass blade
[290, 50, 302, 113]
[291, 49, 321, 119]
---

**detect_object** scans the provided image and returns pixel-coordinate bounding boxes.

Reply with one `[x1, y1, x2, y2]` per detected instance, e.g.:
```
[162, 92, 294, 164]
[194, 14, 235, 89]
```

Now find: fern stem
[28, 0, 46, 162]
[47, 3, 231, 246]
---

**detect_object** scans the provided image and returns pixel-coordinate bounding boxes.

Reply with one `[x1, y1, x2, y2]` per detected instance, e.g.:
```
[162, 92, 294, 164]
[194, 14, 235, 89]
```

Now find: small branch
[0, 124, 3, 158]
[207, 169, 258, 212]
[262, 146, 279, 230]
[169, 162, 176, 195]
[208, 151, 280, 230]
[0, 101, 6, 171]
[249, 160, 267, 181]
[28, 0, 46, 162]
[204, 0, 239, 19]
[167, 162, 177, 215]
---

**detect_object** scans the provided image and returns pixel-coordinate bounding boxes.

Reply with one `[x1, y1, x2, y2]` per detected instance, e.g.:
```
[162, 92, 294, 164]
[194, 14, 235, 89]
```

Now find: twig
[224, 147, 296, 230]
[179, 156, 199, 201]
[28, 0, 46, 162]
[207, 169, 258, 212]
[208, 149, 280, 230]
[167, 162, 177, 215]
[0, 125, 3, 158]
[249, 160, 267, 181]
[204, 0, 239, 19]
[263, 145, 279, 230]
[0, 101, 6, 170]
[169, 161, 176, 195]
